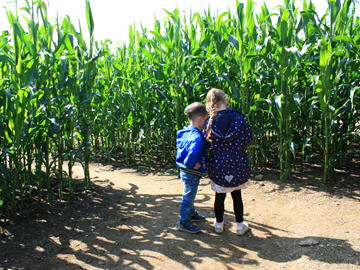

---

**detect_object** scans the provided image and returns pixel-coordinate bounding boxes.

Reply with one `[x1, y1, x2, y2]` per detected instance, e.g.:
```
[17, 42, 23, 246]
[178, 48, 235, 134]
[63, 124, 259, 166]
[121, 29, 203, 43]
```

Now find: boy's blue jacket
[176, 125, 207, 177]
[206, 109, 253, 187]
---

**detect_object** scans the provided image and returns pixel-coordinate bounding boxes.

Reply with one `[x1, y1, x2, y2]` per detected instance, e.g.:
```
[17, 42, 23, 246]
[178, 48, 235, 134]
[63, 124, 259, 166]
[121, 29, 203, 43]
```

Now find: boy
[176, 102, 208, 233]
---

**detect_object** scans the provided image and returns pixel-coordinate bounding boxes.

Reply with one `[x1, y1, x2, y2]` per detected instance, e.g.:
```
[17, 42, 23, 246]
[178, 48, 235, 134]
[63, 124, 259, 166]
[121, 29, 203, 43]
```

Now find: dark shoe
[178, 220, 201, 233]
[191, 211, 206, 222]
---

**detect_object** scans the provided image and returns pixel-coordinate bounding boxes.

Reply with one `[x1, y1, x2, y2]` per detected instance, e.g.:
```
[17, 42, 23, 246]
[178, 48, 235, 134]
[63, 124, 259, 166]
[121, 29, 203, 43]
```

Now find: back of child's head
[185, 102, 208, 121]
[206, 88, 227, 141]
[206, 88, 227, 111]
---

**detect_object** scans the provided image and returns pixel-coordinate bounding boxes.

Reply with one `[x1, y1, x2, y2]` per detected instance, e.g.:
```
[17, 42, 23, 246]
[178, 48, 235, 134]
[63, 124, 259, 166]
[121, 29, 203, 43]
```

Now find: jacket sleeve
[183, 137, 204, 168]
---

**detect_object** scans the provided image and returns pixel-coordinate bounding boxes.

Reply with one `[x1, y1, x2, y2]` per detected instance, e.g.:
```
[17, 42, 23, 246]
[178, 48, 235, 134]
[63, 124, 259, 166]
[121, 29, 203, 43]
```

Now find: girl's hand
[193, 162, 201, 169]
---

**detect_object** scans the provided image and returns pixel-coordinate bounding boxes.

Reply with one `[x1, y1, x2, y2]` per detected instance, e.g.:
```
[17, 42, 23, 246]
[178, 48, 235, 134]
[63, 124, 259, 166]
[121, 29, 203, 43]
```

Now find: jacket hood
[208, 109, 246, 143]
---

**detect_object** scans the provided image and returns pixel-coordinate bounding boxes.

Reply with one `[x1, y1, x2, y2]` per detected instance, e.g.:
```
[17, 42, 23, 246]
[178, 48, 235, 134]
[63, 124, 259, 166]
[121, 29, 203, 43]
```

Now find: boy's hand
[193, 162, 201, 169]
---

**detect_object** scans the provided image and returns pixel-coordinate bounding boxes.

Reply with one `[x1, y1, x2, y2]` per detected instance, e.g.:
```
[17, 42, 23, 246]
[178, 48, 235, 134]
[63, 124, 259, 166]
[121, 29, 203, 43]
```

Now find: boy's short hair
[185, 102, 208, 120]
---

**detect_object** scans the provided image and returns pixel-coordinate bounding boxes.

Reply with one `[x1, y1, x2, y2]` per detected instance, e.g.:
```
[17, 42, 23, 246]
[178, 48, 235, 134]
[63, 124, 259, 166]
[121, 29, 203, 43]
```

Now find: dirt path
[1, 162, 360, 269]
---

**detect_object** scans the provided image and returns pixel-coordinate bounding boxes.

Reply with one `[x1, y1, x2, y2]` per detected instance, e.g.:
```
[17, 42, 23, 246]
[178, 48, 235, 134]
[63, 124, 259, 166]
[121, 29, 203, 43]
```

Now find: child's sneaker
[178, 220, 201, 233]
[213, 220, 224, 233]
[236, 222, 249, 235]
[190, 211, 206, 222]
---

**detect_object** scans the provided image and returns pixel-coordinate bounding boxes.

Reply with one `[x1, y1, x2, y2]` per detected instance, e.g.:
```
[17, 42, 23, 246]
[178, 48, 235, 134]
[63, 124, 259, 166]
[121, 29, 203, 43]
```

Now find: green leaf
[141, 48, 154, 59]
[199, 35, 211, 49]
[284, 46, 302, 66]
[85, 0, 95, 38]
[64, 34, 75, 55]
[227, 34, 239, 50]
[12, 23, 23, 74]
[0, 37, 9, 48]
[216, 12, 229, 29]
[149, 31, 174, 52]
[15, 21, 36, 57]
[350, 86, 359, 110]
[0, 54, 15, 64]
[22, 59, 38, 86]
[274, 94, 283, 118]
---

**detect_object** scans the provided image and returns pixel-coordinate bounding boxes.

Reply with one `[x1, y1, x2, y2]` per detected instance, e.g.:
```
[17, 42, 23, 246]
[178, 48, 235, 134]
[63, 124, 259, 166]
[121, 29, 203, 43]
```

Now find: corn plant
[0, 0, 359, 215]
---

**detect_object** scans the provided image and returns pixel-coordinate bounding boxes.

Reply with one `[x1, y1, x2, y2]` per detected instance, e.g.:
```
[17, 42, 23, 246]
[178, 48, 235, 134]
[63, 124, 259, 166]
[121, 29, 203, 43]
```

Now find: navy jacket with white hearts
[205, 109, 253, 187]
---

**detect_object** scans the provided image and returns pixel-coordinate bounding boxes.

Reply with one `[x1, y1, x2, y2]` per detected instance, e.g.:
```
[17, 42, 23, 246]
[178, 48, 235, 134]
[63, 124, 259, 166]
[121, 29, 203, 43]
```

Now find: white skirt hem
[210, 179, 252, 193]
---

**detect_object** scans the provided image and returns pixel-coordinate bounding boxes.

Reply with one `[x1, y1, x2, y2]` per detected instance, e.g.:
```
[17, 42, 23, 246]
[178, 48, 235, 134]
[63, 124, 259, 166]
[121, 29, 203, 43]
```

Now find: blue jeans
[179, 171, 201, 223]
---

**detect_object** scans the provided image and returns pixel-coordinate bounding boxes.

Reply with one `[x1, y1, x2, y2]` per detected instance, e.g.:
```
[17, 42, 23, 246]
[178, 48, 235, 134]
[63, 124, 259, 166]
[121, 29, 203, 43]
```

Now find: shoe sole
[178, 226, 201, 234]
[236, 226, 250, 236]
[214, 222, 224, 233]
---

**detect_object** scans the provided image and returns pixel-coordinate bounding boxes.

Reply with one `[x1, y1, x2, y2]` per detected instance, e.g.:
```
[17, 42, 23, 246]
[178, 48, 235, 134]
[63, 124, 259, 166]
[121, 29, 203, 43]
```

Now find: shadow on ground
[1, 175, 359, 269]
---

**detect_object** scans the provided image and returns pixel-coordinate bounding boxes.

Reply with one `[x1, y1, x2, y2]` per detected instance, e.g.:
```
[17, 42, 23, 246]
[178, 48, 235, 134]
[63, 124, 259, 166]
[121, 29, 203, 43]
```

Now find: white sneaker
[214, 221, 224, 233]
[236, 222, 249, 235]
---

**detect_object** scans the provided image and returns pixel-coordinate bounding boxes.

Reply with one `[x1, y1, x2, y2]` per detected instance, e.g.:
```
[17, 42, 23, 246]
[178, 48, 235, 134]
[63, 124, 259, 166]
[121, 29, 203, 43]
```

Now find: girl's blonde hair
[206, 88, 227, 141]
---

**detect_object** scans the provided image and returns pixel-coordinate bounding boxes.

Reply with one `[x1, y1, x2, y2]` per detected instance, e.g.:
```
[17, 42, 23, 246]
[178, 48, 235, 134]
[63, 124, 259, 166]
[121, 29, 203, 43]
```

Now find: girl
[205, 88, 253, 235]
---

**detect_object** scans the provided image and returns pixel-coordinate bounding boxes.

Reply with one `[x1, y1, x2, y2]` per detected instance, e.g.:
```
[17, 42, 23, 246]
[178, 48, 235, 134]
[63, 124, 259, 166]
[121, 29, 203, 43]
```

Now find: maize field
[0, 0, 359, 216]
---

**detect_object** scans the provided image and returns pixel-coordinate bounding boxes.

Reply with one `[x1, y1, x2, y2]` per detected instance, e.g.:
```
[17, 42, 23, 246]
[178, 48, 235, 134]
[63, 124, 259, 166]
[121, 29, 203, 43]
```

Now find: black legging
[214, 190, 244, 223]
